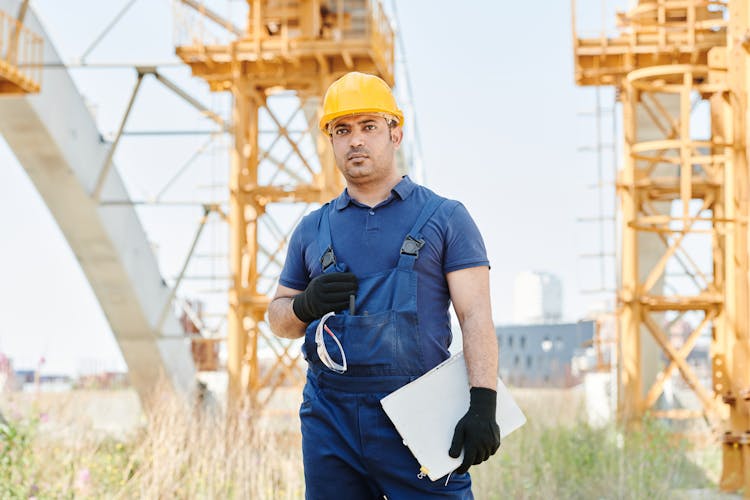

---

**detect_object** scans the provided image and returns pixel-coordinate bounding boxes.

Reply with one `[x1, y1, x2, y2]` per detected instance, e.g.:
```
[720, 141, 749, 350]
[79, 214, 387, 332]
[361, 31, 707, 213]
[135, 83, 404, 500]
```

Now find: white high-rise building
[512, 271, 563, 324]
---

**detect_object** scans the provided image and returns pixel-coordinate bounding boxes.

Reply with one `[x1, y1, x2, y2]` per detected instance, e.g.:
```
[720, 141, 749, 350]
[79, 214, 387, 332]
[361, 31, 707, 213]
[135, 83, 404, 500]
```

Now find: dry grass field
[0, 384, 723, 499]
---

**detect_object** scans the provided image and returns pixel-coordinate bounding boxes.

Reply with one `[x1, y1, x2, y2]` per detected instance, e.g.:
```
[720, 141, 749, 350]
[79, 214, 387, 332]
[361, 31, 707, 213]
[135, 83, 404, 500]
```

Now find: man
[268, 72, 500, 499]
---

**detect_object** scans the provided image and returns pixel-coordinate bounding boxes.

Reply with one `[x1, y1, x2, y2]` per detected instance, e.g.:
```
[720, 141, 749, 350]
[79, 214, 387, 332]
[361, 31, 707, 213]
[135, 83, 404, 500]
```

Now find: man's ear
[391, 126, 404, 148]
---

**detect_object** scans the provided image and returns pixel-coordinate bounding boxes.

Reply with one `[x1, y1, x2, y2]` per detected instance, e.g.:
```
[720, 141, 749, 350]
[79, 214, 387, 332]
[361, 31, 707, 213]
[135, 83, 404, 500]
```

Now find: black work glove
[292, 272, 358, 323]
[449, 387, 501, 474]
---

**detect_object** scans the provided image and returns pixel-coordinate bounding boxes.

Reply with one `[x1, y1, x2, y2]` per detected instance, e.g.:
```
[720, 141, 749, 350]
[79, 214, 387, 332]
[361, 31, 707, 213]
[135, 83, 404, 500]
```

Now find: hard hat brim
[319, 108, 404, 133]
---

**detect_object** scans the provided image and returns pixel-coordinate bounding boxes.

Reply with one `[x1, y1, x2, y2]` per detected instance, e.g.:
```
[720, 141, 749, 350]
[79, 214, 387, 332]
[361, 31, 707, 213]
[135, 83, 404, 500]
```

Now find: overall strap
[397, 195, 446, 270]
[316, 203, 337, 274]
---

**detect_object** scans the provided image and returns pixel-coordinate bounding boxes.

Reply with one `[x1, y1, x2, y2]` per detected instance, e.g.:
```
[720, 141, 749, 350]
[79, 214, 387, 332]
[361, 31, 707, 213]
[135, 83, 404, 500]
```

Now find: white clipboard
[380, 351, 526, 481]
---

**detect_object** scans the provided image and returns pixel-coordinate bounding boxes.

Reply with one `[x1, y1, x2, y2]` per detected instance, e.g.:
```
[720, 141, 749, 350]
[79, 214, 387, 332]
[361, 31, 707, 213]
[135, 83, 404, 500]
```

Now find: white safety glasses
[315, 311, 347, 374]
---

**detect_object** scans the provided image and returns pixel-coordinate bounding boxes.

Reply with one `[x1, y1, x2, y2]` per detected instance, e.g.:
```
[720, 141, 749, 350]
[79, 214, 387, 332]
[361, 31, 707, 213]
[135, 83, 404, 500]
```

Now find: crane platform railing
[573, 0, 727, 86]
[174, 0, 394, 86]
[0, 8, 41, 94]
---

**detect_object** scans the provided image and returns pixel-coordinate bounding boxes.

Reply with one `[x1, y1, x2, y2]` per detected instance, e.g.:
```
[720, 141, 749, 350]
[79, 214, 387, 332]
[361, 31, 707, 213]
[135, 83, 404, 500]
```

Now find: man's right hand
[292, 272, 358, 323]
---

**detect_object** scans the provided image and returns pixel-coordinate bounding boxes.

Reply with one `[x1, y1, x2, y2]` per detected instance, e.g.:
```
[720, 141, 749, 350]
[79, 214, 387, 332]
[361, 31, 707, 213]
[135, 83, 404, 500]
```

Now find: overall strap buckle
[320, 246, 337, 271]
[400, 235, 425, 257]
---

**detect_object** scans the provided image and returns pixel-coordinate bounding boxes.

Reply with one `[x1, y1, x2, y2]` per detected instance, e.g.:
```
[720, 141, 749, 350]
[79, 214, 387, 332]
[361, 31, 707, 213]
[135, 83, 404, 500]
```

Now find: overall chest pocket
[321, 310, 398, 371]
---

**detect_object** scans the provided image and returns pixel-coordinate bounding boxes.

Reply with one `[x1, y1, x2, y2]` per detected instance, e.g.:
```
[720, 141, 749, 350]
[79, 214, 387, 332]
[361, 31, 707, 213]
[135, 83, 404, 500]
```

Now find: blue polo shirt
[279, 176, 490, 368]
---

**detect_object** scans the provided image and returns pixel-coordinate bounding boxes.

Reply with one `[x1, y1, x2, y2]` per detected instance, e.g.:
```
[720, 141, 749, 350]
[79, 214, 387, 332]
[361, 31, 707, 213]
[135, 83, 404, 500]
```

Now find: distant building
[13, 370, 72, 392]
[512, 271, 563, 324]
[497, 321, 595, 387]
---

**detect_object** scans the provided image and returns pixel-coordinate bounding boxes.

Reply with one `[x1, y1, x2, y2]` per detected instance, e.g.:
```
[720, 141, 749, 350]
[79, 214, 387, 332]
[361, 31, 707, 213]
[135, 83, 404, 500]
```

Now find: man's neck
[347, 174, 403, 208]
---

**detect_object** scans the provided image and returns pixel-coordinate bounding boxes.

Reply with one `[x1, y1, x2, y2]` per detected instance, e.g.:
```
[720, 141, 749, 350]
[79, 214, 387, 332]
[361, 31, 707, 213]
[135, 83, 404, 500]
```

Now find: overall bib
[300, 194, 473, 500]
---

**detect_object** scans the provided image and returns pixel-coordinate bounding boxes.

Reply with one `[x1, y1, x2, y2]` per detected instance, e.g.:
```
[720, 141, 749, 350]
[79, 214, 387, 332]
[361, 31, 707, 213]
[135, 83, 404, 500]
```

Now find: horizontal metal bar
[122, 130, 226, 136]
[579, 253, 616, 258]
[628, 225, 715, 235]
[35, 61, 185, 69]
[581, 288, 617, 294]
[170, 275, 231, 281]
[260, 130, 309, 134]
[576, 109, 614, 116]
[99, 200, 228, 206]
[578, 216, 616, 222]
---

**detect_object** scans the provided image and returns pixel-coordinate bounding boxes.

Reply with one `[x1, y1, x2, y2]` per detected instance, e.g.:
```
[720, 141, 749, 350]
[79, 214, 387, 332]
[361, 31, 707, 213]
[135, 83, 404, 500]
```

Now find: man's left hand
[448, 387, 501, 474]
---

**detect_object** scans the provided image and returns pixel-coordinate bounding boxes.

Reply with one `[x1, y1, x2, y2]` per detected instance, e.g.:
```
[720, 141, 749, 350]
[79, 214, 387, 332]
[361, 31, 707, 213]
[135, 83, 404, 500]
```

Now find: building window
[541, 337, 552, 352]
[520, 336, 526, 349]
[508, 336, 514, 349]
[526, 355, 532, 368]
[513, 355, 520, 367]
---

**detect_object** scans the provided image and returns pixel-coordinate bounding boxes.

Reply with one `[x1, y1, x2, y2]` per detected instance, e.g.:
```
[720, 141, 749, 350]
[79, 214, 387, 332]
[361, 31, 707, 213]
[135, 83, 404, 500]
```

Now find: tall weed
[471, 417, 712, 499]
[0, 388, 716, 499]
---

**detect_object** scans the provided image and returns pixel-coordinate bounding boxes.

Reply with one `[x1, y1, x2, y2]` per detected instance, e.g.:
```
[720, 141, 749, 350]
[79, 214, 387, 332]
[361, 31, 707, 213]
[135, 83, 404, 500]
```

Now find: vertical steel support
[720, 1, 750, 490]
[619, 77, 642, 421]
[228, 79, 259, 403]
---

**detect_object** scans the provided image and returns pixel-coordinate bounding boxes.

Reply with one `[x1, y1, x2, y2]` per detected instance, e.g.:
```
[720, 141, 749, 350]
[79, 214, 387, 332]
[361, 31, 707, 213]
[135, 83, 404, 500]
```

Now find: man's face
[329, 114, 403, 185]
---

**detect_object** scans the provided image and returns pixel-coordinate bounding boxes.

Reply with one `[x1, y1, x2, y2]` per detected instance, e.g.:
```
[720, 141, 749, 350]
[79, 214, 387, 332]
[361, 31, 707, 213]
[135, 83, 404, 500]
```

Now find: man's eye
[335, 128, 349, 135]
[365, 124, 376, 131]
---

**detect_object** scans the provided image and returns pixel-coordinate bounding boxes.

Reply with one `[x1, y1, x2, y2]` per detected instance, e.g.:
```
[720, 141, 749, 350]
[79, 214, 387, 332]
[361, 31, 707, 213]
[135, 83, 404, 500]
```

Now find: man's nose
[348, 129, 365, 147]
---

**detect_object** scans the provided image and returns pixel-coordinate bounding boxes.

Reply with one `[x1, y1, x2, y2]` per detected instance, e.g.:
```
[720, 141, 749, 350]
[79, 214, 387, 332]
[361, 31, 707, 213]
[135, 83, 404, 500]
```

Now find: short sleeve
[442, 202, 490, 274]
[279, 221, 311, 291]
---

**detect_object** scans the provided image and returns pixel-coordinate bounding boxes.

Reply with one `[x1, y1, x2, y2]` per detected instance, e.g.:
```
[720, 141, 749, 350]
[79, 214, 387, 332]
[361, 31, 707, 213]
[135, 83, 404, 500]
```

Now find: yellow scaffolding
[175, 0, 395, 406]
[573, 0, 750, 492]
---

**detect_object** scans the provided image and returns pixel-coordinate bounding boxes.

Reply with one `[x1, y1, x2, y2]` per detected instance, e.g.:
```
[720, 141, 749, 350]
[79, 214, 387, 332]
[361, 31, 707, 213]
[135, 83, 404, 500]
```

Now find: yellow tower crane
[0, 1, 42, 94]
[175, 0, 395, 406]
[573, 0, 750, 492]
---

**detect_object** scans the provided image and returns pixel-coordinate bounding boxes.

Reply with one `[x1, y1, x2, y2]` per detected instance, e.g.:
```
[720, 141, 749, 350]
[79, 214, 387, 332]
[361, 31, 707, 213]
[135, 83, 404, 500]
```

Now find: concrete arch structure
[0, 0, 196, 401]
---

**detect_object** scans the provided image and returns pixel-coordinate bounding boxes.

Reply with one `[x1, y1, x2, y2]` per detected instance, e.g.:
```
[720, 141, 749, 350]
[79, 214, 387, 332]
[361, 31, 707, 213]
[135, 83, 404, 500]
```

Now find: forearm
[268, 296, 306, 339]
[447, 266, 498, 390]
[460, 312, 498, 390]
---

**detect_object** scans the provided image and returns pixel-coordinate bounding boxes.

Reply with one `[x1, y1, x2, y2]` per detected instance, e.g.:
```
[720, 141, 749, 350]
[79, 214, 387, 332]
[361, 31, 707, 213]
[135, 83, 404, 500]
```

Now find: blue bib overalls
[299, 194, 473, 499]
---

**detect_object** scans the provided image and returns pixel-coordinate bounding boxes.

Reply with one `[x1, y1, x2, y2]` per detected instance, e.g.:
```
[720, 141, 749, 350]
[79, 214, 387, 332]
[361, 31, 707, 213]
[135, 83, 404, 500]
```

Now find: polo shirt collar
[334, 176, 416, 211]
[392, 175, 416, 200]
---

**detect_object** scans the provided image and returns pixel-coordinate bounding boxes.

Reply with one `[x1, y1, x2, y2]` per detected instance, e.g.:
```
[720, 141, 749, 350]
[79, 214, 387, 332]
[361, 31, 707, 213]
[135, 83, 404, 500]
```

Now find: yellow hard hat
[319, 72, 404, 133]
